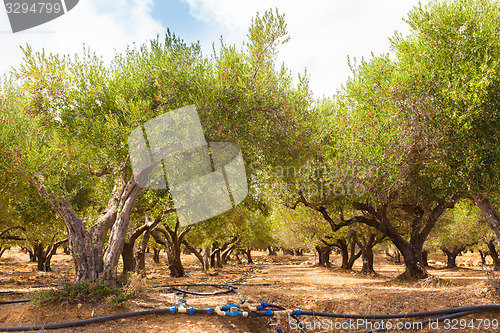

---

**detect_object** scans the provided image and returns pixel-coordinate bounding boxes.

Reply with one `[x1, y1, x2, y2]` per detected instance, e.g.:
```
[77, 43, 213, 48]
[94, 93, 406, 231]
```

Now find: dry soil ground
[1, 248, 499, 333]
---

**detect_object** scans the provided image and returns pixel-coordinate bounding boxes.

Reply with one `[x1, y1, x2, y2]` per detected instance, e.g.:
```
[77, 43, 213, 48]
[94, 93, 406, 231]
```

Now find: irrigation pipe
[0, 301, 499, 332]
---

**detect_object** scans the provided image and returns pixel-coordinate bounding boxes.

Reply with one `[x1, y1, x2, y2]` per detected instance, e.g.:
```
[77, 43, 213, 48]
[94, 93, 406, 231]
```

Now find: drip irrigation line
[0, 300, 30, 305]
[0, 301, 498, 332]
[294, 304, 500, 320]
[157, 283, 247, 303]
[0, 307, 212, 332]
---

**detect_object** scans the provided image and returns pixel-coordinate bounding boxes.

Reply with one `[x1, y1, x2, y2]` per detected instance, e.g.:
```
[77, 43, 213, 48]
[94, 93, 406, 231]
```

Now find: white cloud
[0, 0, 164, 76]
[0, 0, 430, 97]
[183, 0, 429, 97]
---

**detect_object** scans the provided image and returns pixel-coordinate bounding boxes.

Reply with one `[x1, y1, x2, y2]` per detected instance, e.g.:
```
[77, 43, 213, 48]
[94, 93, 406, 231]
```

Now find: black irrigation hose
[156, 283, 247, 303]
[0, 300, 30, 305]
[0, 308, 175, 332]
[295, 304, 500, 320]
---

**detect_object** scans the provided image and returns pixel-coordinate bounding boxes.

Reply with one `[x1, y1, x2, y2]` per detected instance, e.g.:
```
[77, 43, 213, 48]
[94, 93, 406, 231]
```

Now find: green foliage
[391, 0, 500, 195]
[428, 199, 492, 249]
[31, 281, 133, 307]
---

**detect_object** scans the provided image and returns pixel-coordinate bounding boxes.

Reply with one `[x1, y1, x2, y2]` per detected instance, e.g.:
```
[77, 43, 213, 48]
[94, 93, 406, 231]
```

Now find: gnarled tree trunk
[441, 245, 466, 269]
[315, 244, 332, 267]
[30, 172, 142, 285]
[151, 218, 191, 277]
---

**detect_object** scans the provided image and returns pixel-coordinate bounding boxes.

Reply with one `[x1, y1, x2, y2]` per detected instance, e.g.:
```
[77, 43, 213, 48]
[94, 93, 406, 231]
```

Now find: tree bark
[29, 172, 141, 285]
[441, 245, 465, 269]
[315, 245, 331, 267]
[122, 213, 162, 274]
[152, 248, 160, 264]
[487, 240, 500, 271]
[354, 199, 458, 279]
[33, 239, 67, 272]
[151, 219, 191, 277]
[267, 246, 277, 256]
[472, 194, 500, 248]
[135, 230, 151, 274]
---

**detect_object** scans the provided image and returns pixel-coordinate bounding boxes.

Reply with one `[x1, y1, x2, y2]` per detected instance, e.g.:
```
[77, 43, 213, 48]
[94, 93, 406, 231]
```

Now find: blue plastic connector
[277, 328, 283, 333]
[225, 311, 244, 317]
[207, 307, 213, 315]
[266, 309, 273, 317]
[257, 304, 263, 311]
[261, 302, 268, 308]
[170, 306, 176, 314]
[295, 309, 302, 316]
[189, 307, 195, 315]
[221, 303, 240, 311]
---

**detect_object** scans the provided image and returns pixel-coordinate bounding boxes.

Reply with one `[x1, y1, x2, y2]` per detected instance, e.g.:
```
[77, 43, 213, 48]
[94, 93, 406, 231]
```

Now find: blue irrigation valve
[221, 303, 240, 311]
[266, 309, 273, 317]
[207, 307, 213, 315]
[189, 307, 195, 315]
[170, 306, 176, 314]
[225, 311, 244, 317]
[295, 309, 302, 316]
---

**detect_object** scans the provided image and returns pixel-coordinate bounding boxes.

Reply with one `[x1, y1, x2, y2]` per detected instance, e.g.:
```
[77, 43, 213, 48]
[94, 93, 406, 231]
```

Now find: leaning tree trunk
[487, 240, 500, 271]
[243, 248, 253, 264]
[181, 240, 208, 270]
[472, 194, 500, 248]
[135, 230, 152, 274]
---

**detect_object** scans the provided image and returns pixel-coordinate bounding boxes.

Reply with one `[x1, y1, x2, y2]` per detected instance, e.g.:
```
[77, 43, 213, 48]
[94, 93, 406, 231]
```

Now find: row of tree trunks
[267, 246, 277, 256]
[182, 238, 239, 271]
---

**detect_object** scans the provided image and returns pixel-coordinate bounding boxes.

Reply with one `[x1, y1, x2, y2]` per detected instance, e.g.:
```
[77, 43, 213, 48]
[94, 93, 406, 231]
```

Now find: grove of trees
[1, 0, 500, 285]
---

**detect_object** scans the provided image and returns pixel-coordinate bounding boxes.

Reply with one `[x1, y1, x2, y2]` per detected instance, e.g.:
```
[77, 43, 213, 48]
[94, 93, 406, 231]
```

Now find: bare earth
[1, 248, 499, 333]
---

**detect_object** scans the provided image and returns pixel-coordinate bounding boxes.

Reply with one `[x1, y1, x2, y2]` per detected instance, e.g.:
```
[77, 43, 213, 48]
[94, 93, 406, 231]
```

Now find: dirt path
[1, 249, 499, 332]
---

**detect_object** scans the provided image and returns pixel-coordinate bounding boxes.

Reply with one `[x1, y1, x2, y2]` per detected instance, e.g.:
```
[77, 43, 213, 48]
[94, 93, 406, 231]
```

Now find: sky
[0, 0, 430, 97]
